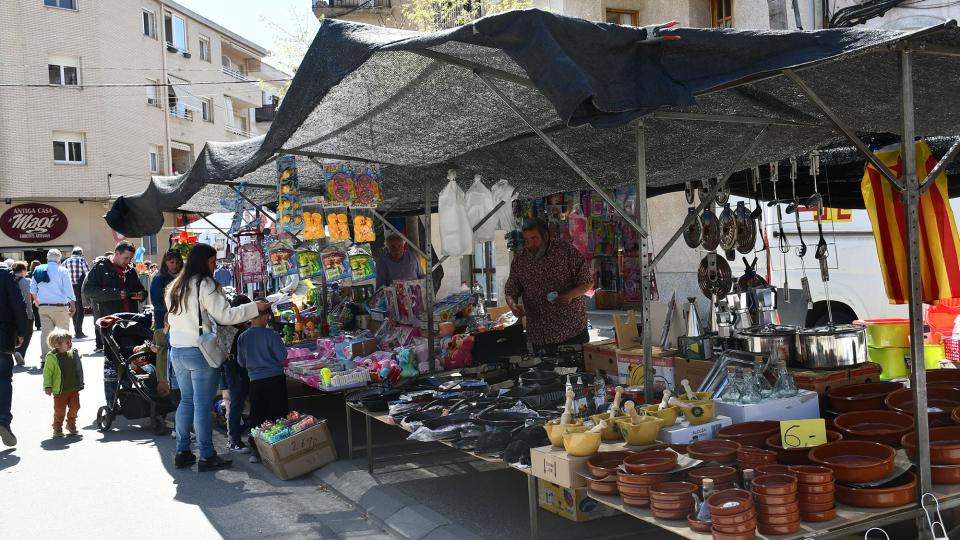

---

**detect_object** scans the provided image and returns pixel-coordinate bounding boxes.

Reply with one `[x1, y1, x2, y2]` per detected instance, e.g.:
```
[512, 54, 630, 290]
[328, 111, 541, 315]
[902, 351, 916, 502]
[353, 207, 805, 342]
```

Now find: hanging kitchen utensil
[749, 167, 763, 220]
[734, 200, 756, 254]
[684, 182, 695, 205]
[820, 251, 834, 323]
[683, 207, 702, 248]
[771, 162, 790, 302]
[697, 252, 732, 299]
[801, 276, 814, 309]
[788, 157, 807, 257]
[811, 151, 829, 261]
[698, 179, 712, 204]
[715, 178, 730, 205]
[700, 205, 720, 251]
[719, 203, 737, 251]
[685, 296, 702, 337]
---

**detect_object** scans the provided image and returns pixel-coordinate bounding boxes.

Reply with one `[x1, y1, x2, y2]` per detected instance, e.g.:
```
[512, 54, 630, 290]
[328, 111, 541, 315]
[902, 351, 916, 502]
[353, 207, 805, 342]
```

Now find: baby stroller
[96, 313, 177, 434]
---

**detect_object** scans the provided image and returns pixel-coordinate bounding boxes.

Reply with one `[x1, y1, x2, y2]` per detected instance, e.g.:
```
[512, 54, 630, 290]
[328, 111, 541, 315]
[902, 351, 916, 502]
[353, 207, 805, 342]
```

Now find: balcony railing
[169, 108, 193, 121]
[255, 104, 276, 123]
[222, 65, 249, 81]
[312, 0, 391, 9]
[225, 125, 251, 138]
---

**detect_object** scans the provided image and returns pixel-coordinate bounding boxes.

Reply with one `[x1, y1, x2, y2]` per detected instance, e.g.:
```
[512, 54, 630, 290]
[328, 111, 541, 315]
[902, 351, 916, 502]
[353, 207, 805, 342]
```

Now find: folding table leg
[527, 474, 539, 540]
[345, 401, 353, 460]
[366, 414, 374, 474]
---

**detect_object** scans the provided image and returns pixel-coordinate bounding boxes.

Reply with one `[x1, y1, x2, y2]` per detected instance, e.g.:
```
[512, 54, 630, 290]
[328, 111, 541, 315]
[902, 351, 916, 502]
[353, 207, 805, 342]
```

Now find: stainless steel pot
[736, 324, 799, 365]
[796, 323, 867, 369]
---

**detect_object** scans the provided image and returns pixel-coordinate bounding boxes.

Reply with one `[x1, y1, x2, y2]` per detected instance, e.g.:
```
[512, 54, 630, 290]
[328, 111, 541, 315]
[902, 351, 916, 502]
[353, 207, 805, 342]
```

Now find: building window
[53, 131, 84, 164]
[164, 12, 188, 51]
[142, 8, 156, 38]
[146, 78, 160, 106]
[44, 0, 76, 10]
[142, 234, 158, 256]
[199, 35, 211, 61]
[48, 55, 79, 86]
[167, 76, 198, 120]
[149, 145, 162, 173]
[711, 0, 733, 28]
[201, 98, 213, 122]
[605, 9, 639, 26]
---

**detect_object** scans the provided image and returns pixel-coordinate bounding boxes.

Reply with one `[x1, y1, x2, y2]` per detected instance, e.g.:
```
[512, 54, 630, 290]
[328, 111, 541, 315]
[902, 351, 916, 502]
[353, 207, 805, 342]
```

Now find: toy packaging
[324, 164, 357, 205]
[326, 211, 351, 241]
[348, 245, 376, 282]
[353, 212, 376, 243]
[268, 242, 298, 277]
[276, 155, 304, 235]
[296, 250, 323, 279]
[321, 247, 350, 283]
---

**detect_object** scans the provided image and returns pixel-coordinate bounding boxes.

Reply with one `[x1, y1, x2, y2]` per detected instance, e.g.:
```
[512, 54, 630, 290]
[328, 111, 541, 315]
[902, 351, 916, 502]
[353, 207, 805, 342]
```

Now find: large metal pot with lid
[796, 323, 867, 369]
[736, 324, 799, 365]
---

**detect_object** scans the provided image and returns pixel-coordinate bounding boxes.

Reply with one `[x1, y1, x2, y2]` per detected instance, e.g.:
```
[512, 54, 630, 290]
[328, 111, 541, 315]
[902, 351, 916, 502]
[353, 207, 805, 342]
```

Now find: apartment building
[0, 0, 284, 262]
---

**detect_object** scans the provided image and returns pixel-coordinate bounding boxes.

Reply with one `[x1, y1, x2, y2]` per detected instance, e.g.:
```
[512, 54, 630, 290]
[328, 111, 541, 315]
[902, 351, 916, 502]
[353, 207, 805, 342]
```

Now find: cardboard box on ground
[538, 479, 620, 522]
[254, 420, 337, 480]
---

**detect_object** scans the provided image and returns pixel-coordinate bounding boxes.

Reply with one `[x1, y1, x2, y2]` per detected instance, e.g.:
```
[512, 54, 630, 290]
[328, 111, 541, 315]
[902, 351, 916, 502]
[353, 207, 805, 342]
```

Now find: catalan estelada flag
[861, 140, 960, 304]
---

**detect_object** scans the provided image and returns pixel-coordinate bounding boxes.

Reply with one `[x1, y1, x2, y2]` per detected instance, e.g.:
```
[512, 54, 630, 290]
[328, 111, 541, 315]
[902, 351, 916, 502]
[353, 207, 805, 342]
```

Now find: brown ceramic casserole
[649, 498, 695, 511]
[620, 495, 649, 507]
[586, 478, 619, 496]
[884, 387, 960, 425]
[765, 430, 843, 465]
[927, 370, 960, 385]
[756, 500, 800, 515]
[710, 526, 757, 540]
[758, 520, 801, 535]
[688, 439, 741, 464]
[835, 471, 917, 508]
[712, 507, 757, 526]
[712, 519, 757, 535]
[751, 474, 799, 496]
[623, 450, 678, 474]
[930, 464, 960, 484]
[799, 491, 835, 505]
[807, 441, 896, 483]
[801, 507, 838, 522]
[617, 471, 670, 486]
[668, 443, 688, 454]
[827, 381, 905, 413]
[756, 510, 800, 525]
[650, 507, 691, 520]
[755, 464, 795, 477]
[718, 421, 781, 447]
[953, 405, 960, 425]
[800, 500, 835, 513]
[688, 465, 738, 486]
[586, 451, 634, 478]
[687, 513, 713, 533]
[789, 465, 835, 485]
[833, 410, 914, 447]
[798, 482, 836, 495]
[902, 425, 960, 464]
[752, 491, 797, 506]
[648, 481, 698, 501]
[707, 489, 754, 516]
[615, 482, 650, 498]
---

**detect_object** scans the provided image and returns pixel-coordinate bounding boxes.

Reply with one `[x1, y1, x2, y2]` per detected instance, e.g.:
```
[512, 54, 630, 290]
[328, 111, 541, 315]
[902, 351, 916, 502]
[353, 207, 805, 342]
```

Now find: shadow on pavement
[0, 448, 20, 471]
[39, 434, 84, 451]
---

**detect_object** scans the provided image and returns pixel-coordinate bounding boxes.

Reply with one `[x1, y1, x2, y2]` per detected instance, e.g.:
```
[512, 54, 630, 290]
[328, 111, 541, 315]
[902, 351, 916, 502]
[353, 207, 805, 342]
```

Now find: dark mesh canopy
[105, 9, 960, 237]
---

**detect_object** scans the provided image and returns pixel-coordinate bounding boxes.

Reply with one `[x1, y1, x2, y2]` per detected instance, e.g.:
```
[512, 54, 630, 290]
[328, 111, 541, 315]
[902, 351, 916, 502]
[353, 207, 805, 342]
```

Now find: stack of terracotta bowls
[623, 449, 678, 474]
[885, 387, 960, 427]
[737, 446, 777, 471]
[649, 482, 699, 521]
[789, 465, 837, 522]
[687, 465, 738, 492]
[766, 431, 843, 464]
[718, 421, 781, 448]
[809, 440, 912, 508]
[616, 471, 670, 507]
[707, 488, 756, 540]
[688, 439, 741, 465]
[832, 410, 914, 447]
[902, 426, 960, 484]
[751, 474, 800, 535]
[826, 381, 904, 413]
[585, 451, 633, 497]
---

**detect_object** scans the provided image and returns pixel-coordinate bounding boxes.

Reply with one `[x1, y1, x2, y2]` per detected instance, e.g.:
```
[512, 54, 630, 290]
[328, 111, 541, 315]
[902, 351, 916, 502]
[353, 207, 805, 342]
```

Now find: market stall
[101, 10, 960, 539]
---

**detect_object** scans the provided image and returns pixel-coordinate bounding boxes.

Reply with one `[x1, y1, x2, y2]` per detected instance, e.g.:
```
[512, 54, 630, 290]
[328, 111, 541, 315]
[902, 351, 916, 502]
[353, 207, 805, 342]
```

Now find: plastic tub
[867, 346, 909, 379]
[857, 319, 910, 348]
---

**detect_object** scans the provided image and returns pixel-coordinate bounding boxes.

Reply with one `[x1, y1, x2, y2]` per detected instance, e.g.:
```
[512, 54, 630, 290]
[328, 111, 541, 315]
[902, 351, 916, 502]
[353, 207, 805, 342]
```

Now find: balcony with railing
[225, 125, 251, 137]
[222, 65, 250, 81]
[255, 103, 276, 123]
[169, 107, 193, 121]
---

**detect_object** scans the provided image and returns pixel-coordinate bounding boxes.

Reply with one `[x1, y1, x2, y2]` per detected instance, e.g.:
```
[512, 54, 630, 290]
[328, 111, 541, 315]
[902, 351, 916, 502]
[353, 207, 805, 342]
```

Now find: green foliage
[396, 0, 533, 32]
[257, 7, 322, 102]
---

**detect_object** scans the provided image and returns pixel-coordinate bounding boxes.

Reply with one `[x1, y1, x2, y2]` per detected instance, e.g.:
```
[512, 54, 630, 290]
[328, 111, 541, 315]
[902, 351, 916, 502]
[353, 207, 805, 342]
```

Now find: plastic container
[867, 346, 909, 379]
[856, 319, 910, 348]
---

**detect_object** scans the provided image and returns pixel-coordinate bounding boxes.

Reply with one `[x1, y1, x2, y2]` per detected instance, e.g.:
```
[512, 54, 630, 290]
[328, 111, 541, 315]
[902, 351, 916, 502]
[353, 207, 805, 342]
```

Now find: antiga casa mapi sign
[0, 203, 69, 243]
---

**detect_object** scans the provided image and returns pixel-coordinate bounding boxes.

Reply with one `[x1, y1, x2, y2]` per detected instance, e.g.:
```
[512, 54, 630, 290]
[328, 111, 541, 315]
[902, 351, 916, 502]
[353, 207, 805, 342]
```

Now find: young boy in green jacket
[43, 328, 84, 438]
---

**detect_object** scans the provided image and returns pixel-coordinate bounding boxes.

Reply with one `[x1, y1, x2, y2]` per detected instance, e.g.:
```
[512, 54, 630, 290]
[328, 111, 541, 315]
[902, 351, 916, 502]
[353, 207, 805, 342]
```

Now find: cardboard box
[714, 390, 820, 424]
[583, 339, 618, 374]
[616, 347, 674, 391]
[674, 358, 715, 391]
[530, 442, 624, 488]
[792, 364, 883, 409]
[538, 479, 620, 522]
[658, 416, 733, 444]
[254, 420, 337, 480]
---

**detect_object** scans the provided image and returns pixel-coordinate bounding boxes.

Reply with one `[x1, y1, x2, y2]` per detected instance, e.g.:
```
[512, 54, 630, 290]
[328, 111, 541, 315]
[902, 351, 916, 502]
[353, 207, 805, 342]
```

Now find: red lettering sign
[0, 203, 68, 243]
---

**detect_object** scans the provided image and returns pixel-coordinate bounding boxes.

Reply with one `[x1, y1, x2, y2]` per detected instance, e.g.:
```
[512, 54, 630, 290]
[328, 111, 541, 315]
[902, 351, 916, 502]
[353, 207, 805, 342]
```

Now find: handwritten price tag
[779, 419, 827, 448]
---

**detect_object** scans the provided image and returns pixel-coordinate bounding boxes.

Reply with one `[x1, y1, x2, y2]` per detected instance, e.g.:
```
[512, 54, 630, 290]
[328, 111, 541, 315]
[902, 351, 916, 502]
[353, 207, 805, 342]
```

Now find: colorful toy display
[303, 211, 326, 240]
[353, 214, 375, 242]
[326, 169, 357, 205]
[268, 242, 298, 277]
[353, 167, 383, 205]
[323, 162, 383, 206]
[276, 155, 304, 235]
[327, 212, 351, 241]
[296, 250, 322, 279]
[348, 245, 375, 282]
[321, 247, 350, 282]
[251, 411, 317, 444]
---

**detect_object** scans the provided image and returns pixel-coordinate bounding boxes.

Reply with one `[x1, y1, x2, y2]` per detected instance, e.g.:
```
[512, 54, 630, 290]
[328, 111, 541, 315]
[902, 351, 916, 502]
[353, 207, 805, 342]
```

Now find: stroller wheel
[96, 406, 114, 432]
[151, 415, 167, 435]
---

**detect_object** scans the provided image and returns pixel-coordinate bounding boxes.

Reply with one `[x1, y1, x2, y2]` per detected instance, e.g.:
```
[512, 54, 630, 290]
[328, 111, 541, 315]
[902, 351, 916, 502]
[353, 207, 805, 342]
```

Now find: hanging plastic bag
[491, 179, 517, 231]
[465, 175, 496, 242]
[437, 170, 473, 256]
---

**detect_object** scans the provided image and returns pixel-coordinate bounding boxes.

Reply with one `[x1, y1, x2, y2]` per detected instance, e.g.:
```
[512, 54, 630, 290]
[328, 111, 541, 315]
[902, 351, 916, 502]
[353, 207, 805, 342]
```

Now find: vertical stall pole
[636, 120, 654, 404]
[900, 48, 932, 533]
[424, 179, 435, 369]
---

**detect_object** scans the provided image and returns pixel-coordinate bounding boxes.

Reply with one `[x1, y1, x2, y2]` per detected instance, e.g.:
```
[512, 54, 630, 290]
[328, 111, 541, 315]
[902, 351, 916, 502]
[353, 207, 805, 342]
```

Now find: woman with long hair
[150, 250, 183, 398]
[165, 244, 268, 471]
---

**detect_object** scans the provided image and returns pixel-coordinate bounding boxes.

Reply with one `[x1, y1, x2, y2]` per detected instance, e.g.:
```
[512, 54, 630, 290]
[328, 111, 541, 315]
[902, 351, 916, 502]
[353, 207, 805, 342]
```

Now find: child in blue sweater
[236, 300, 288, 462]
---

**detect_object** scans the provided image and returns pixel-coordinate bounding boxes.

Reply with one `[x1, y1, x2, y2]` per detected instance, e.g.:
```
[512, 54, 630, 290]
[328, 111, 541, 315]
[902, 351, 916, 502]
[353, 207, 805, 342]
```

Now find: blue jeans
[223, 361, 249, 446]
[170, 347, 219, 459]
[0, 352, 12, 428]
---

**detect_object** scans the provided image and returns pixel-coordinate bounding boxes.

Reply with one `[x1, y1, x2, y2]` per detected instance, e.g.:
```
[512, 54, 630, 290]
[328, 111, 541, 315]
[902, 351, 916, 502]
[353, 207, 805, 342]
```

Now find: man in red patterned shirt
[505, 219, 593, 353]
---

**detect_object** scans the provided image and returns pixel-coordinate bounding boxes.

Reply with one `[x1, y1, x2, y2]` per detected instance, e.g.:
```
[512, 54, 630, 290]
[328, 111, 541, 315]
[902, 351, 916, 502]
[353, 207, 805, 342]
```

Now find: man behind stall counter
[504, 218, 593, 354]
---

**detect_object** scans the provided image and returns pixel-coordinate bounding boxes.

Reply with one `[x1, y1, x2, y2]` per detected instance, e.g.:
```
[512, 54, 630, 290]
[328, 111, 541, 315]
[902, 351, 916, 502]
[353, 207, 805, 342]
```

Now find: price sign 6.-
[779, 419, 827, 448]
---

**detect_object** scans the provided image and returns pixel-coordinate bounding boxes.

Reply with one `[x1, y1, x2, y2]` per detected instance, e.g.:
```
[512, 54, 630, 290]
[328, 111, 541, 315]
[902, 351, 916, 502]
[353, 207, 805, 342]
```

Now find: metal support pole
[527, 474, 539, 540]
[365, 413, 374, 474]
[369, 209, 430, 261]
[636, 121, 654, 404]
[782, 69, 904, 191]
[474, 71, 648, 239]
[651, 126, 770, 268]
[900, 49, 932, 537]
[920, 137, 960, 194]
[424, 179, 436, 372]
[345, 401, 353, 459]
[431, 199, 506, 272]
[233, 187, 276, 223]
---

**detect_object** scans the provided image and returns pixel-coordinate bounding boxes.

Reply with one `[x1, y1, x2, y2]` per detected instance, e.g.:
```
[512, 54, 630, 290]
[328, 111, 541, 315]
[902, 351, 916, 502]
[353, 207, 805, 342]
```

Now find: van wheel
[807, 302, 857, 326]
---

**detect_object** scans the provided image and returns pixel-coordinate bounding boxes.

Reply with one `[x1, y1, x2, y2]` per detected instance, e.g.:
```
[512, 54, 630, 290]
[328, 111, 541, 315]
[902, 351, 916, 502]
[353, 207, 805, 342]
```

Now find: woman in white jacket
[165, 244, 268, 471]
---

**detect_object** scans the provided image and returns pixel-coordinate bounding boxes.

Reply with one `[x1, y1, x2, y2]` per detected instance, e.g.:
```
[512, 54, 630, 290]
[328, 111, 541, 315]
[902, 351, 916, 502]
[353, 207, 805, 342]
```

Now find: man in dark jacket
[81, 241, 146, 353]
[0, 263, 28, 446]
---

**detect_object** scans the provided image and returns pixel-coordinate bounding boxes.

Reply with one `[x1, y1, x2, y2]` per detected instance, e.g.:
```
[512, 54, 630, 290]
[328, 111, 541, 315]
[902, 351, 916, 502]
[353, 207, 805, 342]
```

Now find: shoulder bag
[196, 278, 227, 368]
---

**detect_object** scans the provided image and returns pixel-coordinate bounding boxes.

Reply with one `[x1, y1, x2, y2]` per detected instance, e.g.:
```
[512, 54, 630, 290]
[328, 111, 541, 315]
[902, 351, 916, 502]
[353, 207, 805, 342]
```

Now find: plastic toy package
[352, 210, 376, 243]
[251, 411, 318, 444]
[276, 155, 304, 235]
[321, 246, 350, 282]
[296, 250, 323, 279]
[326, 210, 351, 242]
[348, 244, 376, 282]
[268, 241, 298, 277]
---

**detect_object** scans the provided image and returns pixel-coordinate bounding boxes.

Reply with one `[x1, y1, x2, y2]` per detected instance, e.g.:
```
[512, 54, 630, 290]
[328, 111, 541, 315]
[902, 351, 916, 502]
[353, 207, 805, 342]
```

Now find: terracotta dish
[884, 387, 960, 425]
[707, 489, 754, 516]
[766, 431, 843, 465]
[648, 481, 698, 501]
[953, 405, 960, 426]
[710, 526, 758, 540]
[827, 381, 905, 413]
[808, 441, 896, 483]
[718, 421, 781, 448]
[798, 482, 836, 495]
[687, 513, 713, 533]
[801, 500, 835, 513]
[755, 510, 799, 526]
[836, 471, 917, 508]
[617, 471, 671, 487]
[620, 495, 650, 507]
[650, 507, 691, 520]
[751, 474, 799, 496]
[586, 478, 619, 496]
[649, 498, 695, 511]
[789, 465, 835, 485]
[752, 491, 798, 506]
[799, 491, 835, 505]
[687, 465, 738, 486]
[755, 464, 795, 477]
[623, 450, 678, 474]
[758, 520, 801, 535]
[615, 482, 650, 499]
[712, 519, 757, 535]
[586, 451, 634, 478]
[755, 500, 799, 515]
[927, 370, 960, 386]
[833, 410, 914, 447]
[902, 425, 960, 465]
[688, 439, 741, 464]
[930, 464, 960, 485]
[801, 507, 838, 522]
[712, 507, 757, 526]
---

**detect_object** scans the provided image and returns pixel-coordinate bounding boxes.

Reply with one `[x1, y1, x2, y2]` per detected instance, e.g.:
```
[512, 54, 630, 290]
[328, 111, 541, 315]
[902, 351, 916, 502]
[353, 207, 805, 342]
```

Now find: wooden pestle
[658, 389, 672, 411]
[610, 386, 624, 417]
[560, 388, 575, 426]
[681, 378, 696, 400]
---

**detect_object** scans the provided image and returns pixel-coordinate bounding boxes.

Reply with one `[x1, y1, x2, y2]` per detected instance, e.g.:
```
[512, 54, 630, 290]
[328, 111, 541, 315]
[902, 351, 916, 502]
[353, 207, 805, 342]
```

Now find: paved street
[1, 316, 392, 540]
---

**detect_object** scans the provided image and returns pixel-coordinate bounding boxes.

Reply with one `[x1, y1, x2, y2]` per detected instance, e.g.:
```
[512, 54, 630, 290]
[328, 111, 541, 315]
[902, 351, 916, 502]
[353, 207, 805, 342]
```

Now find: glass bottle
[754, 357, 773, 399]
[719, 366, 742, 403]
[740, 368, 762, 404]
[772, 360, 799, 398]
[695, 478, 715, 522]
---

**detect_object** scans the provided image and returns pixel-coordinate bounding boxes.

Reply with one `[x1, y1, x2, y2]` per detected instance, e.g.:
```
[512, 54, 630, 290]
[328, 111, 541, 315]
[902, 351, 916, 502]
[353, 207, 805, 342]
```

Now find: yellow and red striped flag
[861, 140, 960, 304]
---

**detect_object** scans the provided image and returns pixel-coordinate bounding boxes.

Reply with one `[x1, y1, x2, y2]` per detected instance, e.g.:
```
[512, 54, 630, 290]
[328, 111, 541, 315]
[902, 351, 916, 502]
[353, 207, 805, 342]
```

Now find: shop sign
[0, 203, 69, 243]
